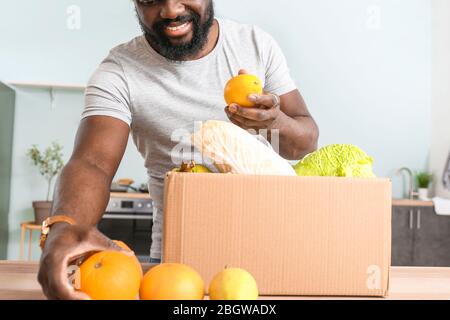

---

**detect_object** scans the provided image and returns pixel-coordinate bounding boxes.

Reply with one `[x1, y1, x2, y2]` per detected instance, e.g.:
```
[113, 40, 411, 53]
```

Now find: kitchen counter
[110, 194, 435, 207]
[1, 261, 449, 300]
[392, 199, 434, 207]
[110, 192, 436, 208]
[110, 192, 151, 200]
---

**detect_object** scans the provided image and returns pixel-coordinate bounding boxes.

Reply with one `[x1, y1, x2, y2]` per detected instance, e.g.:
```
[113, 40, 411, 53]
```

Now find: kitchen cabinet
[392, 207, 414, 266]
[392, 206, 450, 267]
[413, 209, 450, 266]
[0, 82, 15, 260]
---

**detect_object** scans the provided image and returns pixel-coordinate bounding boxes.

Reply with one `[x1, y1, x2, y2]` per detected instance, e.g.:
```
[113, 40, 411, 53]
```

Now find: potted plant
[27, 142, 64, 225]
[416, 171, 433, 201]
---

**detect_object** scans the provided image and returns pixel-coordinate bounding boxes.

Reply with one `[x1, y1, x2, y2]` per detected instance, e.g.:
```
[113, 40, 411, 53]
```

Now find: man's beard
[137, 2, 215, 61]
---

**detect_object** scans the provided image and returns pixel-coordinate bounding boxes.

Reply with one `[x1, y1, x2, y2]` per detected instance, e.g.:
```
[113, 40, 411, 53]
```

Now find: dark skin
[226, 69, 318, 160]
[38, 117, 131, 300]
[38, 0, 318, 300]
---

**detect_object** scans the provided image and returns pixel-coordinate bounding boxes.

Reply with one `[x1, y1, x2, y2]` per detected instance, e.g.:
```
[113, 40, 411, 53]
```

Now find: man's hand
[38, 223, 132, 300]
[224, 69, 319, 160]
[36, 116, 131, 300]
[225, 93, 283, 131]
[225, 69, 283, 131]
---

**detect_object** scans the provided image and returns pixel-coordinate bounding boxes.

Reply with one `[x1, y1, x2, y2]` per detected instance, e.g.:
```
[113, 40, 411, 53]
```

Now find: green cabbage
[294, 144, 376, 178]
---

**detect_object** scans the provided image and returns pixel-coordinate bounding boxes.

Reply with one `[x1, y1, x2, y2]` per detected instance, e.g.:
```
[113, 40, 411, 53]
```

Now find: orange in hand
[78, 241, 143, 300]
[224, 74, 263, 108]
[140, 263, 205, 300]
[113, 240, 143, 277]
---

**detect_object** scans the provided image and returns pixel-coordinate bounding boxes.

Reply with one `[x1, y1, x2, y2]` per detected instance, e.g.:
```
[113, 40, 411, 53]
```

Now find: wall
[0, 0, 140, 85]
[0, 0, 433, 259]
[215, 0, 432, 195]
[430, 0, 450, 198]
[0, 83, 15, 258]
[0, 0, 432, 180]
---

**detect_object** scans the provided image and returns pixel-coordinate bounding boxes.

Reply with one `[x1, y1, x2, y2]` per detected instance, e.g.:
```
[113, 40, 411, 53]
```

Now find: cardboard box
[163, 173, 392, 297]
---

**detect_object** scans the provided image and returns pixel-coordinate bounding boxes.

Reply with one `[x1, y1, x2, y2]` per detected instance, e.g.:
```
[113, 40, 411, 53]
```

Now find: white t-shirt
[82, 17, 297, 259]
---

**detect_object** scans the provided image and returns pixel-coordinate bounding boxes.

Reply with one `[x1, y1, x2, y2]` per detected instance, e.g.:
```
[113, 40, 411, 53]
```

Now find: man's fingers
[46, 279, 91, 300]
[42, 253, 90, 300]
[38, 226, 136, 300]
[66, 290, 91, 300]
[229, 117, 257, 131]
[228, 112, 270, 129]
[88, 229, 134, 256]
[227, 104, 275, 122]
[47, 276, 91, 301]
[248, 93, 280, 109]
[39, 250, 84, 300]
[238, 69, 249, 75]
[42, 238, 130, 300]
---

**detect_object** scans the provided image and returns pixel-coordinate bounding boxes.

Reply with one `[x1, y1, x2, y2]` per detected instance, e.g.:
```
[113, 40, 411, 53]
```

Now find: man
[38, 0, 319, 299]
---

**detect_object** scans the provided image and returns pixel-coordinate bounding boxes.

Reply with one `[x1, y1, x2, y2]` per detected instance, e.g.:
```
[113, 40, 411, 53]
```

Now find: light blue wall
[216, 0, 432, 190]
[1, 0, 431, 259]
[6, 89, 147, 260]
[0, 0, 140, 84]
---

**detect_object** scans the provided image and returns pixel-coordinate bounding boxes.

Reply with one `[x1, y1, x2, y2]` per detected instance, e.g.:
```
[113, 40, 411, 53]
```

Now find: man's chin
[165, 32, 194, 46]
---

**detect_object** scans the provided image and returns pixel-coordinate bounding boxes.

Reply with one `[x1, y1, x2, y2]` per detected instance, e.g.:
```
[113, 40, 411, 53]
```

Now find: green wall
[0, 82, 15, 259]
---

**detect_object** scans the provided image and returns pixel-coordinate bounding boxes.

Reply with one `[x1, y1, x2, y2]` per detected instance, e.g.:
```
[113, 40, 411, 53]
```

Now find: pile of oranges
[75, 241, 258, 300]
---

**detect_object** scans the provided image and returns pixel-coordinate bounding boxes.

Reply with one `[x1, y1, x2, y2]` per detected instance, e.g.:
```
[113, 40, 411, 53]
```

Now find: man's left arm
[225, 83, 319, 160]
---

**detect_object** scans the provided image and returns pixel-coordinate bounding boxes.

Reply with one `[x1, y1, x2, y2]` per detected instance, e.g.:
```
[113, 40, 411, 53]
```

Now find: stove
[104, 197, 153, 220]
[98, 195, 153, 262]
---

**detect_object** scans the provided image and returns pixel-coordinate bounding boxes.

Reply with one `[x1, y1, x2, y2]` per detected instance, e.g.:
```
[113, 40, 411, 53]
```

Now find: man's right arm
[38, 116, 131, 300]
[52, 116, 129, 225]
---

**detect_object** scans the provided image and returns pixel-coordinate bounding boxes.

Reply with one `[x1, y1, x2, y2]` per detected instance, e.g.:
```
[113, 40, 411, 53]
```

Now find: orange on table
[78, 240, 143, 300]
[140, 263, 205, 300]
[224, 74, 263, 108]
[209, 267, 259, 300]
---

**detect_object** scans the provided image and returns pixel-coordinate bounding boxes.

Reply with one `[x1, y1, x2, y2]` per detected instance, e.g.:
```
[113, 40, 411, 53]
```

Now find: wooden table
[1, 261, 449, 300]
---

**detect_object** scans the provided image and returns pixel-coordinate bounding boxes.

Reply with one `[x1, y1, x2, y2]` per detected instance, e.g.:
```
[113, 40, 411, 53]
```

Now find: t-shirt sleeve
[259, 29, 297, 96]
[82, 52, 132, 126]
